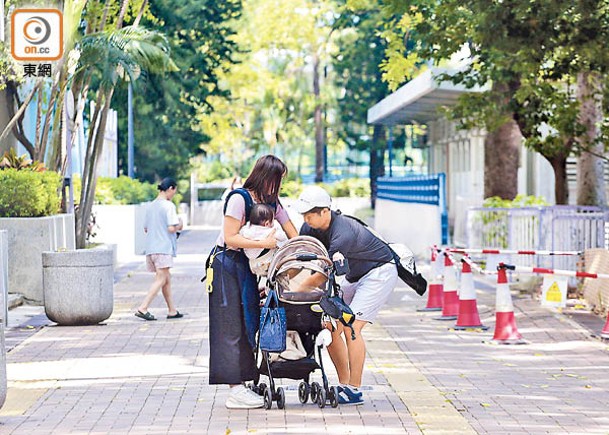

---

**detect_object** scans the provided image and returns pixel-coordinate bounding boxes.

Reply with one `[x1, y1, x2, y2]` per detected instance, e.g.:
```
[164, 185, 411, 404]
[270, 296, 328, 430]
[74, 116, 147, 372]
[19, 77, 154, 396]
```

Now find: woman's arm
[280, 220, 298, 239]
[224, 216, 277, 249]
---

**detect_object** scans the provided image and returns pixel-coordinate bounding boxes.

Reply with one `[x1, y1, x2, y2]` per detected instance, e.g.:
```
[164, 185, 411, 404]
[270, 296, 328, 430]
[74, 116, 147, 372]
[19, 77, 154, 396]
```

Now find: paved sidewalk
[0, 228, 608, 434]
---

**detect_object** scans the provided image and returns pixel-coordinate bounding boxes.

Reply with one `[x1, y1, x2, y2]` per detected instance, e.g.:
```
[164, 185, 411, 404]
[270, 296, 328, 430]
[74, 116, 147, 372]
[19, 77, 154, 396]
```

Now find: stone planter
[42, 249, 114, 326]
[0, 321, 5, 410]
[0, 230, 7, 410]
[0, 230, 8, 325]
[0, 214, 75, 304]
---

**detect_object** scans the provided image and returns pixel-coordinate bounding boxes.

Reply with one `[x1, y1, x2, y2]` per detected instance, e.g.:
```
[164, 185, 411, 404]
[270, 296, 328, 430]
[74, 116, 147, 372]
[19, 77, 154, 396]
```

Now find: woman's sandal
[167, 311, 184, 319]
[135, 310, 156, 321]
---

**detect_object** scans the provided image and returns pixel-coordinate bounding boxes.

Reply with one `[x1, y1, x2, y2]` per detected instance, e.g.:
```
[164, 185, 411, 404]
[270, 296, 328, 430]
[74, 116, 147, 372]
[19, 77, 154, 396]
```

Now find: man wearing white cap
[294, 185, 398, 406]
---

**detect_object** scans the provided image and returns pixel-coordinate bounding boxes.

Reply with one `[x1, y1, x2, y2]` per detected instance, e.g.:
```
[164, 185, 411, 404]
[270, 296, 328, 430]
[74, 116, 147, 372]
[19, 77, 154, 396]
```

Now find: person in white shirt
[135, 177, 184, 321]
[239, 203, 287, 276]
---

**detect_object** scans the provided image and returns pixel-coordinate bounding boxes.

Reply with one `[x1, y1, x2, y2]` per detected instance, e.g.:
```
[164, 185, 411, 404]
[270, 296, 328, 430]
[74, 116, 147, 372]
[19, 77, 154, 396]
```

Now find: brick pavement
[0, 228, 608, 434]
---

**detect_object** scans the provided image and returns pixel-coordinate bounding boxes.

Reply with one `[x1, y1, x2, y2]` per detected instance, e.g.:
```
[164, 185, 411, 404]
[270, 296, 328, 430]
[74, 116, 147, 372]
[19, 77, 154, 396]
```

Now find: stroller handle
[296, 254, 319, 261]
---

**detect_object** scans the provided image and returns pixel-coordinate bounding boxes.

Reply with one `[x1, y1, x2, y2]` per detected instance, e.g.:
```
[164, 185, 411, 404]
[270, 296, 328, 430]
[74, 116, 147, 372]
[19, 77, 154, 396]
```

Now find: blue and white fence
[375, 174, 448, 259]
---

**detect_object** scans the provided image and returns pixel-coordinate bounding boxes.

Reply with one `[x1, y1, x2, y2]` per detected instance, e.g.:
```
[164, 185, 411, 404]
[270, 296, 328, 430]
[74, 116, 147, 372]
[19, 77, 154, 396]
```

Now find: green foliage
[73, 176, 158, 205]
[280, 178, 371, 199]
[376, 0, 609, 204]
[194, 160, 235, 184]
[333, 7, 390, 151]
[0, 169, 61, 217]
[326, 178, 371, 198]
[478, 195, 548, 248]
[113, 0, 243, 182]
[0, 149, 46, 171]
[98, 176, 158, 205]
[0, 44, 22, 92]
[191, 0, 341, 180]
[483, 194, 549, 208]
[280, 180, 304, 199]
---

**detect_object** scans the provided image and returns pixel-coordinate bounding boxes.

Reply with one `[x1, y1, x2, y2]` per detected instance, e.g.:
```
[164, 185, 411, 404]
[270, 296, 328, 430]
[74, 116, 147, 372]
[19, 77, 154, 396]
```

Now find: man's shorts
[339, 263, 398, 323]
[146, 254, 173, 272]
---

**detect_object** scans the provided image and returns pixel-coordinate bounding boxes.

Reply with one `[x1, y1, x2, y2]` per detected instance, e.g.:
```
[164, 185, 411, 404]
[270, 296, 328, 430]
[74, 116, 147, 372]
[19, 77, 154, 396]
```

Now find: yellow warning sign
[541, 275, 567, 308]
[546, 282, 562, 302]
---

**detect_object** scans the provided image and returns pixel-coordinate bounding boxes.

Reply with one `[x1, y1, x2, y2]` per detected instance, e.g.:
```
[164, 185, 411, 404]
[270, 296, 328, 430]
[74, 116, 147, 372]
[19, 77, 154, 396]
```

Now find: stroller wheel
[317, 387, 327, 409]
[277, 387, 286, 409]
[258, 383, 268, 397]
[298, 382, 310, 404]
[329, 386, 339, 408]
[310, 382, 320, 404]
[263, 387, 273, 410]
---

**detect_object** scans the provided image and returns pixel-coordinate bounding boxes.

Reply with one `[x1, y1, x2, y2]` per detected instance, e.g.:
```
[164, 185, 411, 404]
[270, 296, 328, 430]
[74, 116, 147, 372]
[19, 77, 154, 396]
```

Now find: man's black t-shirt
[300, 210, 394, 282]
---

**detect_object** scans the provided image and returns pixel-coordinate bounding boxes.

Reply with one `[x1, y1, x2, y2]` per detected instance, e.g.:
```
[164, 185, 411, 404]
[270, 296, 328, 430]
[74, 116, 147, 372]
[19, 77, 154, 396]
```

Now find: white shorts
[339, 263, 398, 323]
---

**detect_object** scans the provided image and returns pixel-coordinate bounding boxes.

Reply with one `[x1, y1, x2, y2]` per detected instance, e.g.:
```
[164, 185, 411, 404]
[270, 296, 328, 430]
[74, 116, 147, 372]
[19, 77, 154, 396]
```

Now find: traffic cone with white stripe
[492, 264, 526, 344]
[435, 253, 458, 320]
[418, 247, 443, 312]
[454, 258, 488, 330]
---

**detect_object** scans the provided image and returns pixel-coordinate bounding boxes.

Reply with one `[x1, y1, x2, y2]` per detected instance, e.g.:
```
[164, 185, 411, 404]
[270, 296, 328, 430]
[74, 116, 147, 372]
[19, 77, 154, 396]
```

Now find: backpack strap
[223, 187, 278, 223]
[223, 187, 254, 223]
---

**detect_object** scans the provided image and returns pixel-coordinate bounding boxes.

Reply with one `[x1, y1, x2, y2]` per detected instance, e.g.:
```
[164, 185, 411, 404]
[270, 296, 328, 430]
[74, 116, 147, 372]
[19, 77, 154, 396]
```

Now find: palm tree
[72, 26, 177, 248]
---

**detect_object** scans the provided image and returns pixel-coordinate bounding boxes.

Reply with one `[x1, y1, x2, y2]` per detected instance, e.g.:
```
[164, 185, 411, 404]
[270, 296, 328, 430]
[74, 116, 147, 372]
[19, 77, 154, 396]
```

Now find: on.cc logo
[23, 16, 52, 45]
[11, 9, 63, 61]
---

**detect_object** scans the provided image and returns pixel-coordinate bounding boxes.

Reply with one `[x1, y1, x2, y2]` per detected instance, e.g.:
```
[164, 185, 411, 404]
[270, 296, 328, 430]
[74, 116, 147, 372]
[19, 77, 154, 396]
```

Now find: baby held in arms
[240, 203, 288, 276]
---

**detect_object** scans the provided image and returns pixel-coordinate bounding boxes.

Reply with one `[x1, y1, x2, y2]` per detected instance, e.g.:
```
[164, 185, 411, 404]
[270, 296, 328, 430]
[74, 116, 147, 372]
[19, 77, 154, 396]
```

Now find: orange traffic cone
[435, 253, 458, 321]
[492, 265, 526, 344]
[601, 311, 609, 339]
[418, 247, 443, 312]
[454, 259, 488, 330]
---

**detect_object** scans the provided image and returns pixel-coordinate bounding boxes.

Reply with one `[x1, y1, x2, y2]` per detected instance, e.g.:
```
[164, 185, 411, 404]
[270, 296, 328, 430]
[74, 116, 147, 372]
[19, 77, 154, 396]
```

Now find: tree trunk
[0, 90, 15, 154]
[546, 152, 569, 205]
[313, 53, 324, 183]
[576, 71, 606, 206]
[76, 88, 114, 248]
[370, 125, 386, 209]
[484, 118, 521, 200]
[116, 0, 130, 28]
[1, 82, 40, 157]
[133, 0, 148, 26]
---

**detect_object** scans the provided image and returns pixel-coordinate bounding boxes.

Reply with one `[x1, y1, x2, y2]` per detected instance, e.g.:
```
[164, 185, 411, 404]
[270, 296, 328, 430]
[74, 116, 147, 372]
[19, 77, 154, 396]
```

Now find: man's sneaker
[225, 385, 264, 409]
[337, 386, 364, 406]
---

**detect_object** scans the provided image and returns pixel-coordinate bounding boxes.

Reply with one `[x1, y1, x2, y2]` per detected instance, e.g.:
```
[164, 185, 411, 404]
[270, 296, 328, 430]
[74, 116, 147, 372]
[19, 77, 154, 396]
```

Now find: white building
[367, 67, 559, 245]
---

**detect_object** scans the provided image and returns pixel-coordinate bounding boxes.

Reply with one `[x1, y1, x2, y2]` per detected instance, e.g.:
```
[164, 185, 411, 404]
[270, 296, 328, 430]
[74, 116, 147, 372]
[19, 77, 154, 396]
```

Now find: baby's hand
[261, 229, 277, 249]
[258, 286, 267, 298]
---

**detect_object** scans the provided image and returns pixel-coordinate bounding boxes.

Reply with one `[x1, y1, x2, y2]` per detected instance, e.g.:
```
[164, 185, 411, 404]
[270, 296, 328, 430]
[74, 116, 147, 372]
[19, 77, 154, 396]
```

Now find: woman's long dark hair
[243, 155, 287, 204]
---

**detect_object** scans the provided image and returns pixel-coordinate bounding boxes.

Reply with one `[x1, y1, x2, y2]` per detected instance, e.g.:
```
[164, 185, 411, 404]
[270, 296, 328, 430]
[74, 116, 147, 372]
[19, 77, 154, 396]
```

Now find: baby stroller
[255, 236, 340, 410]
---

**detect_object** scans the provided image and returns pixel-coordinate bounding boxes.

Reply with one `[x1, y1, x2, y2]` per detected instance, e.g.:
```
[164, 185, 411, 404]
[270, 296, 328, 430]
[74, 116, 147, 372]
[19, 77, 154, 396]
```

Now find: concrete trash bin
[42, 249, 114, 326]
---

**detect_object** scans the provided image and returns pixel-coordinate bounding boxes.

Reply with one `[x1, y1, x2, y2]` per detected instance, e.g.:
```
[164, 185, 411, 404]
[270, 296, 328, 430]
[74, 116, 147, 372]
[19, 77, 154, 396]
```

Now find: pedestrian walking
[135, 177, 184, 321]
[294, 185, 398, 405]
[208, 155, 298, 409]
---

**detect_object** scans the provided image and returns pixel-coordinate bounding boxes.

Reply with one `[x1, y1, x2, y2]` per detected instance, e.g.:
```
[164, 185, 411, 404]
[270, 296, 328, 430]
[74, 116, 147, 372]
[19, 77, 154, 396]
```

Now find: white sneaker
[225, 385, 264, 409]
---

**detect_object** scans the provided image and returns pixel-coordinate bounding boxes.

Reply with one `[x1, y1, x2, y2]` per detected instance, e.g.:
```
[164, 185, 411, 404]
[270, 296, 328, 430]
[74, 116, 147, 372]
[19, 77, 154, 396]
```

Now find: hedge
[0, 169, 62, 217]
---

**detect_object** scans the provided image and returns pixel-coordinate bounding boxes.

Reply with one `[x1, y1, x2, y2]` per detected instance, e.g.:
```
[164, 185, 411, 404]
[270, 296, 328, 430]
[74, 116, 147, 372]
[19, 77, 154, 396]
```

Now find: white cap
[294, 185, 332, 214]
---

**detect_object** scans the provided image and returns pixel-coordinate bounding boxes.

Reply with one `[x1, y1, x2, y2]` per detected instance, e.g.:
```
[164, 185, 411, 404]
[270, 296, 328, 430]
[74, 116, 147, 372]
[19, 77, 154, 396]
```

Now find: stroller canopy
[268, 236, 332, 303]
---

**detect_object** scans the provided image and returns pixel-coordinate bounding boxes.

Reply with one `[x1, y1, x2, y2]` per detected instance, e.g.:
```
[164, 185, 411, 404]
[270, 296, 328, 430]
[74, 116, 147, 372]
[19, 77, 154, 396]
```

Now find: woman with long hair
[208, 155, 297, 409]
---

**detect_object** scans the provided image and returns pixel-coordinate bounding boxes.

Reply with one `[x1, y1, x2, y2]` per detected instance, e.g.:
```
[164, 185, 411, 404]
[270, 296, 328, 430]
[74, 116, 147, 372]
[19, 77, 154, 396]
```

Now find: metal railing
[466, 206, 609, 270]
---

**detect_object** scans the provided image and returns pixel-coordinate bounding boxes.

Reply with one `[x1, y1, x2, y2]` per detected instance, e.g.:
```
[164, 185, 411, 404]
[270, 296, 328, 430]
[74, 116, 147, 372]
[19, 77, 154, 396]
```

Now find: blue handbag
[259, 289, 287, 352]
